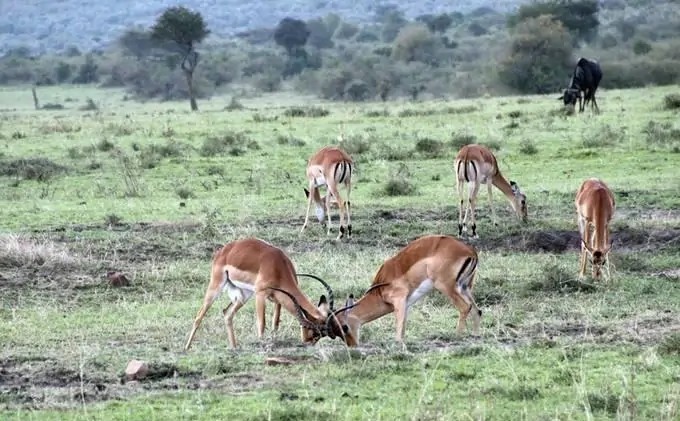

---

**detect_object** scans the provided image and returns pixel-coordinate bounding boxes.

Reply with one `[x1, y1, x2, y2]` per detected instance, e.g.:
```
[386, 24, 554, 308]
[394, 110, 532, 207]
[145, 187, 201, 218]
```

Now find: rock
[125, 360, 148, 381]
[264, 356, 295, 366]
[107, 271, 130, 287]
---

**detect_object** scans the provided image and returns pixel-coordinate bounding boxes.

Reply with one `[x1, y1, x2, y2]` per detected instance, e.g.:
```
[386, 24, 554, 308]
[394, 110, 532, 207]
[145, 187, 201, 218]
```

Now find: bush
[391, 23, 439, 65]
[499, 16, 573, 94]
[414, 137, 446, 158]
[0, 158, 68, 181]
[663, 93, 680, 110]
[519, 139, 538, 155]
[200, 132, 254, 157]
[282, 106, 329, 118]
[450, 131, 477, 150]
[633, 39, 653, 55]
[383, 163, 417, 196]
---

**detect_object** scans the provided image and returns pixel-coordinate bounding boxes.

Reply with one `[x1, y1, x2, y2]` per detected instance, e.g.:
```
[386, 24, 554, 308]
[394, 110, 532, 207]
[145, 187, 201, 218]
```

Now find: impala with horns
[575, 178, 615, 281]
[301, 146, 354, 240]
[184, 238, 343, 350]
[286, 235, 481, 347]
[454, 144, 527, 238]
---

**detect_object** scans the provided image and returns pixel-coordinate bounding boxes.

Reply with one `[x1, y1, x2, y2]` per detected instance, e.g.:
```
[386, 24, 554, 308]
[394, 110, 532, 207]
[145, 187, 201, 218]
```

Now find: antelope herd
[185, 142, 616, 350]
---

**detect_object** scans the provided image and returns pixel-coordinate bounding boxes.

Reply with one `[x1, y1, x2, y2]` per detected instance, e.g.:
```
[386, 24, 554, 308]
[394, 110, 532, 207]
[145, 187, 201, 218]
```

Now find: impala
[575, 178, 615, 281]
[183, 238, 342, 349]
[301, 146, 354, 240]
[454, 144, 527, 238]
[283, 235, 482, 347]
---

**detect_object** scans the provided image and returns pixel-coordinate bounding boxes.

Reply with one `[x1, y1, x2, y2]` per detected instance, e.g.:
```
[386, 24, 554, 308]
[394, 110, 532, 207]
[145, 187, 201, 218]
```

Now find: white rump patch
[222, 277, 255, 304]
[407, 278, 435, 307]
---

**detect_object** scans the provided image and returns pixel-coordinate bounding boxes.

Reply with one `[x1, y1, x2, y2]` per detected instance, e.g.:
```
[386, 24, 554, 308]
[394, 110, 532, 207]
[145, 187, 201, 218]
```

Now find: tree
[499, 16, 573, 94]
[151, 6, 209, 111]
[274, 18, 310, 54]
[274, 18, 311, 78]
[416, 13, 454, 33]
[508, 0, 599, 44]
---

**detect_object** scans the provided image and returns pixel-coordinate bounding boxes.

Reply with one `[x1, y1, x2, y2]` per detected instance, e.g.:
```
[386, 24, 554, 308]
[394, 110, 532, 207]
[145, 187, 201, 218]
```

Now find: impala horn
[268, 287, 319, 331]
[296, 273, 335, 310]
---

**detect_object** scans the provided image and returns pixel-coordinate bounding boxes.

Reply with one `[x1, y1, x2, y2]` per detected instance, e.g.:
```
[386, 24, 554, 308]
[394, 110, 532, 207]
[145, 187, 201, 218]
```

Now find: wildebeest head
[558, 88, 580, 107]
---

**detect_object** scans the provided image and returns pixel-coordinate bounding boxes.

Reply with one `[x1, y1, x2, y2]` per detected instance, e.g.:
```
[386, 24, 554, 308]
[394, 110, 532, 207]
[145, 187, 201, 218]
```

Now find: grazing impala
[454, 144, 527, 238]
[184, 238, 341, 349]
[575, 178, 615, 281]
[301, 146, 354, 240]
[282, 235, 482, 347]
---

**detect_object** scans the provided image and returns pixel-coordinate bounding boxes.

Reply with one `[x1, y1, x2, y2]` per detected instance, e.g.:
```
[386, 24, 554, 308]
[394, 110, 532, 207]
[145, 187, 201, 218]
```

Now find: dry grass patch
[0, 234, 81, 269]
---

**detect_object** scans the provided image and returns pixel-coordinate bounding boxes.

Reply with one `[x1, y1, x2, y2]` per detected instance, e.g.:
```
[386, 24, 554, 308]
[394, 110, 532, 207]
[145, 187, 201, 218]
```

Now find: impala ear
[318, 294, 327, 306]
[510, 181, 521, 194]
[304, 188, 310, 198]
[558, 95, 564, 100]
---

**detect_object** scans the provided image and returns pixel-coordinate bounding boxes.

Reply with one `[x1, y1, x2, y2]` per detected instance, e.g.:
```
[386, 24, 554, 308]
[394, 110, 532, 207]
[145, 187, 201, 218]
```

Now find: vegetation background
[1, 0, 679, 419]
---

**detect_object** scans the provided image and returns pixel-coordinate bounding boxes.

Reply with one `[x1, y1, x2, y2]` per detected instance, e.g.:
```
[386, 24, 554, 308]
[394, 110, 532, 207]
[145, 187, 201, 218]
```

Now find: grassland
[1, 84, 679, 420]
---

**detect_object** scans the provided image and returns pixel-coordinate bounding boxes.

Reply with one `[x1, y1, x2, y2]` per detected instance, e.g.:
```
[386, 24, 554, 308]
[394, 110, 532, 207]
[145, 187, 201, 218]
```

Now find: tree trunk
[183, 69, 198, 111]
[32, 86, 40, 110]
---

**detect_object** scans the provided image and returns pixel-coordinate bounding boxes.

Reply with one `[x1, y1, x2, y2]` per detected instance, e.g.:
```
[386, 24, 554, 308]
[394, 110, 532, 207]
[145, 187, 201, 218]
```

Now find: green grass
[1, 84, 680, 420]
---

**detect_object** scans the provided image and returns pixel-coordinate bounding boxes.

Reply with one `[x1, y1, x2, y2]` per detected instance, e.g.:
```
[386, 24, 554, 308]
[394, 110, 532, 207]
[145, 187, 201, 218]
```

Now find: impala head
[303, 188, 341, 224]
[558, 88, 580, 107]
[270, 273, 347, 344]
[510, 181, 528, 222]
[304, 188, 327, 224]
[582, 240, 612, 280]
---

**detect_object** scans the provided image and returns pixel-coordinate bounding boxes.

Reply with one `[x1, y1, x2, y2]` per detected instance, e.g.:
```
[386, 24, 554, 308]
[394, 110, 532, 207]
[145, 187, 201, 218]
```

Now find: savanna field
[1, 84, 679, 420]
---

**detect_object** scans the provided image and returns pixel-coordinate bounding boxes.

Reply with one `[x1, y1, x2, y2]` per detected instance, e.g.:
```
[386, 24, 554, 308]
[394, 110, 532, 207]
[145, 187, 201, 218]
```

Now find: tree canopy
[151, 6, 210, 51]
[274, 18, 310, 54]
[508, 0, 599, 43]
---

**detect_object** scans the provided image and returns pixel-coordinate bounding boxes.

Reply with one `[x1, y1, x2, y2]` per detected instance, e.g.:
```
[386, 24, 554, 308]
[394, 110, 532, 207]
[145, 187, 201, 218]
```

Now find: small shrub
[527, 263, 596, 293]
[366, 109, 390, 118]
[508, 110, 522, 118]
[252, 113, 278, 123]
[483, 140, 502, 151]
[519, 139, 538, 155]
[450, 132, 477, 150]
[96, 138, 116, 152]
[11, 131, 26, 139]
[383, 163, 417, 196]
[224, 97, 244, 111]
[283, 106, 329, 118]
[505, 121, 520, 130]
[632, 39, 652, 55]
[79, 98, 99, 111]
[340, 135, 372, 155]
[105, 213, 123, 227]
[176, 187, 195, 199]
[587, 391, 619, 415]
[444, 105, 478, 114]
[275, 135, 306, 146]
[41, 103, 65, 110]
[643, 121, 680, 149]
[414, 137, 445, 158]
[663, 93, 680, 110]
[582, 125, 619, 148]
[67, 147, 85, 160]
[658, 333, 680, 356]
[206, 166, 225, 177]
[0, 158, 68, 181]
[200, 132, 253, 157]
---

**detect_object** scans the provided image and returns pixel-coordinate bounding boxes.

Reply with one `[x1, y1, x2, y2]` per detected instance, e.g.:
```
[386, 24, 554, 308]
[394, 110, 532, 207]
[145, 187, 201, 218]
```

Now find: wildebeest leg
[592, 95, 599, 113]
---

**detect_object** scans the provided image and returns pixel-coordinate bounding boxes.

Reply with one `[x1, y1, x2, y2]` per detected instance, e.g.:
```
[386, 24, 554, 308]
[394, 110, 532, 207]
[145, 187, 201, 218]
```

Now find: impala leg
[301, 182, 316, 233]
[457, 180, 466, 237]
[272, 302, 281, 331]
[468, 182, 481, 238]
[329, 184, 348, 240]
[345, 180, 352, 238]
[393, 299, 409, 344]
[184, 287, 221, 351]
[437, 281, 480, 336]
[487, 181, 497, 226]
[255, 291, 267, 340]
[223, 299, 246, 348]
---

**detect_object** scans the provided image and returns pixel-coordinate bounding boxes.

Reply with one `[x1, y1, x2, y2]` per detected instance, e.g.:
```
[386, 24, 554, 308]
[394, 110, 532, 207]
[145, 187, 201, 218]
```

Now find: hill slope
[1, 0, 523, 55]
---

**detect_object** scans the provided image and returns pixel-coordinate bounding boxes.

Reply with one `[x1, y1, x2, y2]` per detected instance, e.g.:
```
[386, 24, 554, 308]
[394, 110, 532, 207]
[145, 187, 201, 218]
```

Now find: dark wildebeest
[559, 58, 603, 113]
